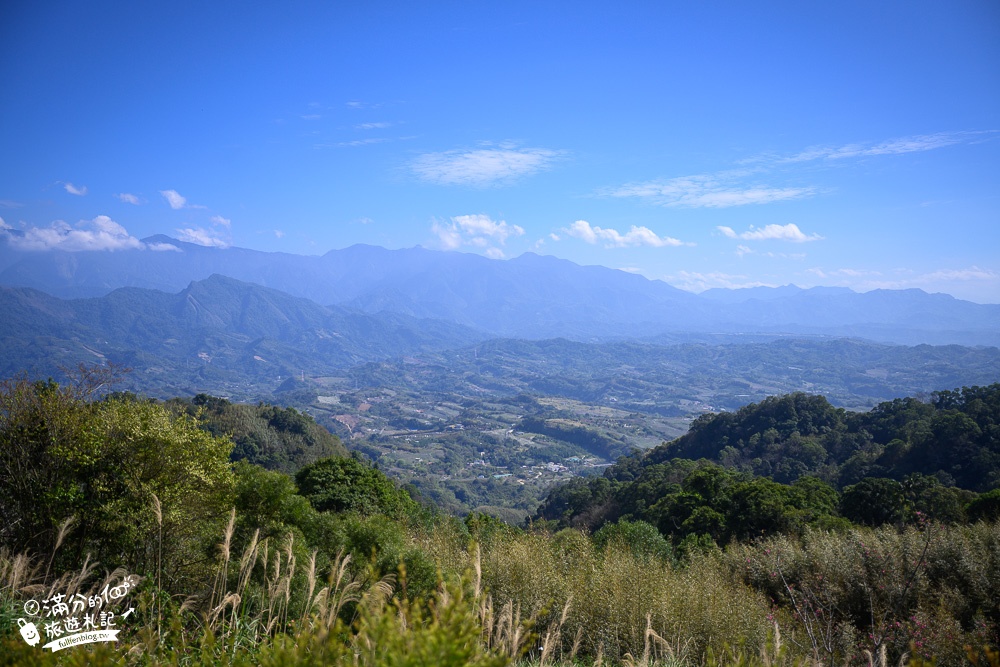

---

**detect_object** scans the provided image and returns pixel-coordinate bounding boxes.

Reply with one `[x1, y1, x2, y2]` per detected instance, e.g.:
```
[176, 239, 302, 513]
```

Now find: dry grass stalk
[45, 514, 76, 581]
[569, 625, 584, 662]
[236, 529, 260, 602]
[266, 548, 282, 631]
[281, 532, 296, 629]
[209, 592, 241, 631]
[315, 549, 362, 627]
[300, 548, 318, 623]
[473, 542, 482, 600]
[151, 493, 163, 643]
[209, 508, 237, 611]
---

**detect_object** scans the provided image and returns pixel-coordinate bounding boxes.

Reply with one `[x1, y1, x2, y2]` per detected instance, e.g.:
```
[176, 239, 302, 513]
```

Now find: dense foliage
[0, 373, 235, 585]
[2, 372, 999, 665]
[167, 393, 347, 473]
[535, 385, 998, 550]
[655, 384, 1000, 490]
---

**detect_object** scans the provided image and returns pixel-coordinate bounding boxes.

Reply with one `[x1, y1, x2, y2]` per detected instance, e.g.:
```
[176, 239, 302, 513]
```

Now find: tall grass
[2, 515, 998, 665]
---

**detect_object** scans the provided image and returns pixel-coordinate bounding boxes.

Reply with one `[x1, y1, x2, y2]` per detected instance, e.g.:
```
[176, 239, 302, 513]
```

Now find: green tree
[295, 456, 417, 516]
[0, 377, 235, 582]
[840, 478, 906, 527]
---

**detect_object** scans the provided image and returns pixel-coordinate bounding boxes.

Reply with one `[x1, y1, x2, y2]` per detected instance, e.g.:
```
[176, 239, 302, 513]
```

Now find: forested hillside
[3, 371, 999, 665]
[652, 383, 1000, 490]
[165, 393, 348, 473]
[535, 384, 1000, 545]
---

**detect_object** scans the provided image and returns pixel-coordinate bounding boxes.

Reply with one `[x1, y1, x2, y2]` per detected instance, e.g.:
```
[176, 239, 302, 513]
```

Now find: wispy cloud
[159, 189, 206, 210]
[804, 265, 999, 301]
[431, 214, 524, 257]
[116, 193, 141, 205]
[160, 189, 187, 209]
[0, 200, 24, 209]
[63, 182, 88, 196]
[1, 216, 173, 252]
[346, 100, 382, 110]
[210, 215, 231, 228]
[335, 137, 392, 147]
[412, 145, 563, 186]
[273, 230, 285, 238]
[717, 223, 823, 242]
[175, 227, 230, 248]
[356, 122, 392, 130]
[780, 131, 985, 163]
[609, 174, 816, 208]
[921, 266, 1000, 282]
[666, 270, 776, 292]
[148, 242, 181, 252]
[806, 267, 883, 279]
[608, 130, 989, 209]
[562, 220, 687, 248]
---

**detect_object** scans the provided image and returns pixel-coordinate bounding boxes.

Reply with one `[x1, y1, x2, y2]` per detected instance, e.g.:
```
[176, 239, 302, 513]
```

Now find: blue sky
[1, 1, 998, 301]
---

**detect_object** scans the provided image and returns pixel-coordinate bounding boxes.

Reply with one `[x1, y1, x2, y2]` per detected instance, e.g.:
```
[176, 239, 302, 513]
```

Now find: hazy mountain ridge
[1, 237, 999, 345]
[0, 275, 485, 396]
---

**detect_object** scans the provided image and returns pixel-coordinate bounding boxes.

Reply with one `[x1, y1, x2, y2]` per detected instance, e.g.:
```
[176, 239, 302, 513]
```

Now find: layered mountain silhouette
[0, 274, 484, 393]
[1, 236, 998, 345]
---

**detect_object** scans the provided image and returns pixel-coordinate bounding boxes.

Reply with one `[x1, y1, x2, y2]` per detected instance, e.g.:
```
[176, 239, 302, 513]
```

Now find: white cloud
[607, 131, 991, 210]
[147, 242, 181, 252]
[454, 214, 524, 243]
[717, 223, 822, 242]
[783, 132, 980, 163]
[160, 189, 187, 209]
[3, 216, 151, 252]
[810, 265, 997, 287]
[274, 230, 285, 238]
[431, 220, 462, 250]
[64, 182, 88, 196]
[610, 174, 816, 208]
[356, 122, 391, 130]
[431, 214, 524, 256]
[803, 265, 1000, 302]
[412, 145, 562, 186]
[0, 200, 23, 209]
[736, 244, 753, 257]
[175, 227, 230, 248]
[922, 267, 999, 282]
[666, 270, 775, 292]
[335, 137, 391, 147]
[563, 220, 686, 248]
[0, 217, 9, 229]
[300, 114, 322, 120]
[211, 215, 231, 228]
[116, 193, 141, 205]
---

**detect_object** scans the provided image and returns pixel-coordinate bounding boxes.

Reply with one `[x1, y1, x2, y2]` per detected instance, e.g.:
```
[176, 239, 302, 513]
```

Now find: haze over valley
[2, 3, 999, 663]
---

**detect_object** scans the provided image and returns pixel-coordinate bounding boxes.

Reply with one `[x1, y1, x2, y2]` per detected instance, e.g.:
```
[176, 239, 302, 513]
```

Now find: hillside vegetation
[1, 370, 998, 665]
[535, 384, 1000, 546]
[165, 393, 348, 473]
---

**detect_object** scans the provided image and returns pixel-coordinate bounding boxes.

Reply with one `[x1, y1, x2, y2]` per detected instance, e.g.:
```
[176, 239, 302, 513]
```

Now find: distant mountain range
[0, 275, 483, 397]
[1, 235, 999, 346]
